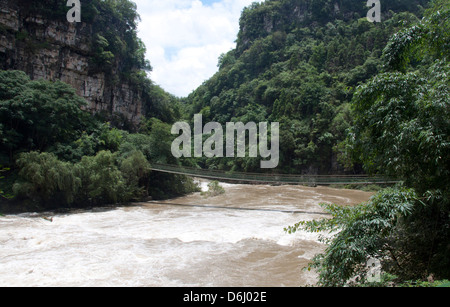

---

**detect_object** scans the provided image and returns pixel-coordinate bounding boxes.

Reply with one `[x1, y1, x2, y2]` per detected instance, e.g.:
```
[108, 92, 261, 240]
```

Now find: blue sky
[200, 0, 222, 5]
[133, 0, 259, 97]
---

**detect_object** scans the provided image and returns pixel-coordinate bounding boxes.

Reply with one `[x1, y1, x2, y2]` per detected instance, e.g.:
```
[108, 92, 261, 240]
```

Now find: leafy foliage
[383, 2, 450, 71]
[351, 2, 450, 192]
[0, 70, 197, 208]
[9, 116, 201, 208]
[351, 62, 450, 191]
[185, 0, 429, 174]
[5, 0, 184, 128]
[286, 187, 418, 286]
[120, 150, 151, 199]
[0, 165, 11, 199]
[289, 1, 450, 286]
[0, 70, 91, 164]
[13, 149, 150, 207]
[75, 150, 129, 205]
[13, 152, 81, 205]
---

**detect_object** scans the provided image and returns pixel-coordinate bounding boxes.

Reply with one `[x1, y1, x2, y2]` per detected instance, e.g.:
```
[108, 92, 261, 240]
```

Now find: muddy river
[0, 181, 372, 287]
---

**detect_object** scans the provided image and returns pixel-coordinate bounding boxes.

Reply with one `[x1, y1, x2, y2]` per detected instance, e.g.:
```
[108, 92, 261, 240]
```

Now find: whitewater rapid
[0, 181, 372, 287]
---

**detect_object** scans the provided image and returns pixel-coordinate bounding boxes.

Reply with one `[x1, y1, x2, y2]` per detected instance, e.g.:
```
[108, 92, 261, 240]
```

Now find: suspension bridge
[150, 163, 398, 186]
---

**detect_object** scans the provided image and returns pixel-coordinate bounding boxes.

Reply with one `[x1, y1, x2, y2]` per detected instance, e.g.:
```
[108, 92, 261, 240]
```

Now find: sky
[133, 0, 259, 97]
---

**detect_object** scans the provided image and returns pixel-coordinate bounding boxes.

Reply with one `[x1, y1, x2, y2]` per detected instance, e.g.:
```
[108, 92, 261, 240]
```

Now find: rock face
[0, 0, 142, 126]
[235, 0, 401, 55]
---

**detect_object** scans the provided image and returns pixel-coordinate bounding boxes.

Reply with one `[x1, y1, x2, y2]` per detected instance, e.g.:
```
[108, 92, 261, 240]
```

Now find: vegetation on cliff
[0, 0, 448, 287]
[0, 0, 196, 210]
[0, 70, 199, 210]
[184, 0, 430, 174]
[287, 0, 449, 286]
[1, 0, 182, 129]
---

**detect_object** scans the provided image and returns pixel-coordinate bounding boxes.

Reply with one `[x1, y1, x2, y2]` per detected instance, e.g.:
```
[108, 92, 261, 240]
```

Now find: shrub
[120, 151, 151, 199]
[75, 150, 128, 205]
[286, 187, 418, 286]
[13, 152, 80, 205]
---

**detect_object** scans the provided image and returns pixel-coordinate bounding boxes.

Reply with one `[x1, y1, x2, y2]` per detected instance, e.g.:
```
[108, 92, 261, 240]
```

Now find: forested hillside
[287, 0, 449, 286]
[2, 0, 435, 209]
[0, 0, 195, 211]
[0, 0, 448, 287]
[0, 0, 181, 128]
[185, 0, 430, 174]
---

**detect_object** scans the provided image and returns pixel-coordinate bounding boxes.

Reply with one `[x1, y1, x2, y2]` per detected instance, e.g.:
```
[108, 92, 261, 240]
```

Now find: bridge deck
[150, 163, 398, 185]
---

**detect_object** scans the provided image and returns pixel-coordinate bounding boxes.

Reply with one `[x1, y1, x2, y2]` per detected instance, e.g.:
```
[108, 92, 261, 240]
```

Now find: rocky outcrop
[0, 1, 142, 126]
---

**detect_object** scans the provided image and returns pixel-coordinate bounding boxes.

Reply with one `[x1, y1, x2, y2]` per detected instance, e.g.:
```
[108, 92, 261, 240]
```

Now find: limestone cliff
[235, 0, 429, 55]
[0, 0, 144, 127]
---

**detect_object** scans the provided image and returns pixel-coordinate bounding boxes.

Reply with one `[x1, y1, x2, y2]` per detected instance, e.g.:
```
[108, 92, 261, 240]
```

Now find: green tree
[120, 150, 151, 198]
[0, 165, 11, 199]
[289, 2, 450, 286]
[351, 6, 450, 191]
[13, 150, 152, 207]
[351, 62, 450, 190]
[13, 152, 80, 205]
[185, 0, 429, 174]
[75, 150, 128, 205]
[286, 188, 418, 286]
[0, 70, 89, 163]
[145, 118, 176, 164]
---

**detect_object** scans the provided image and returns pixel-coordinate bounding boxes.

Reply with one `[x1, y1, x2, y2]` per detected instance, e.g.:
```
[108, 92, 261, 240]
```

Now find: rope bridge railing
[150, 163, 399, 185]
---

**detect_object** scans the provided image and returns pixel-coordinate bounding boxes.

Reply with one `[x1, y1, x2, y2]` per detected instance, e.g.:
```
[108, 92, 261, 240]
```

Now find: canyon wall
[0, 0, 143, 126]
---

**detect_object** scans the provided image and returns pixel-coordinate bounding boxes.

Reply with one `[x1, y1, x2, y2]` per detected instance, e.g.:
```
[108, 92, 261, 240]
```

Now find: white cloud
[134, 0, 257, 97]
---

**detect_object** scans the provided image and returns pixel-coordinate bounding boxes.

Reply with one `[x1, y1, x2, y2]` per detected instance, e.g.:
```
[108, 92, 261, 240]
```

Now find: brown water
[0, 181, 373, 287]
